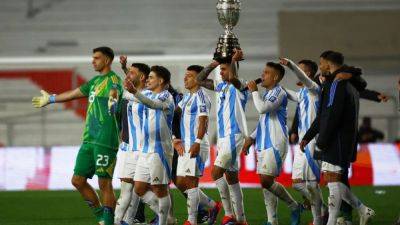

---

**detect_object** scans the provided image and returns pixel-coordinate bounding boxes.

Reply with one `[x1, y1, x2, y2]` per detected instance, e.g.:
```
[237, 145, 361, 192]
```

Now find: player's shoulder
[196, 88, 211, 103]
[158, 90, 173, 102]
[272, 85, 286, 97]
[215, 81, 227, 92]
[109, 71, 122, 84]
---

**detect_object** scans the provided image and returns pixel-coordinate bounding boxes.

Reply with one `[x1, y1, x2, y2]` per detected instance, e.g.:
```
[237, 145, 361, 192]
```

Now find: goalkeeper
[32, 46, 123, 225]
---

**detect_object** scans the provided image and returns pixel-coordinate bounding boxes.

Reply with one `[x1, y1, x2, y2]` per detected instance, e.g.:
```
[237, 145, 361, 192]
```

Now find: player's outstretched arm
[282, 87, 299, 102]
[280, 57, 319, 91]
[32, 88, 85, 108]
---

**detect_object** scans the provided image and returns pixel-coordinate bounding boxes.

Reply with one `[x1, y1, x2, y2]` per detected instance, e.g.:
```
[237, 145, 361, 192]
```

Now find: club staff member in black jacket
[300, 51, 375, 225]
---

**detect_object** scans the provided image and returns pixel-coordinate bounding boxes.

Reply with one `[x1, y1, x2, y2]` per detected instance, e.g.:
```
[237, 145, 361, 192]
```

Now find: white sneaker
[359, 207, 375, 225]
[167, 216, 177, 225]
[99, 221, 105, 225]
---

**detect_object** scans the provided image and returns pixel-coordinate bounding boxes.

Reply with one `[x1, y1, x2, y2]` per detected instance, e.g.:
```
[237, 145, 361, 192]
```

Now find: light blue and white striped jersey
[127, 100, 145, 151]
[215, 81, 249, 138]
[251, 85, 288, 151]
[296, 87, 320, 139]
[141, 89, 175, 154]
[178, 88, 211, 150]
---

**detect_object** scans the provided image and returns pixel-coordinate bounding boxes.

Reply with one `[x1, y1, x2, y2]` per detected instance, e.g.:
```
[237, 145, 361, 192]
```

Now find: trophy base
[214, 33, 240, 62]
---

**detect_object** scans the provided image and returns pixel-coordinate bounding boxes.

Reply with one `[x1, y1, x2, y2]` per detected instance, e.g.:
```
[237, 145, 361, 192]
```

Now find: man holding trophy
[196, 1, 250, 225]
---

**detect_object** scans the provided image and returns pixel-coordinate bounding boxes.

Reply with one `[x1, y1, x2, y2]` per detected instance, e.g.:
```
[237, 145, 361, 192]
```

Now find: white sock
[114, 181, 133, 223]
[327, 182, 342, 225]
[186, 188, 200, 224]
[199, 189, 216, 209]
[339, 182, 365, 212]
[215, 177, 233, 216]
[122, 190, 140, 224]
[141, 190, 159, 214]
[262, 188, 278, 224]
[307, 181, 323, 225]
[293, 182, 312, 200]
[159, 195, 172, 225]
[269, 182, 298, 210]
[228, 183, 246, 222]
[169, 191, 175, 219]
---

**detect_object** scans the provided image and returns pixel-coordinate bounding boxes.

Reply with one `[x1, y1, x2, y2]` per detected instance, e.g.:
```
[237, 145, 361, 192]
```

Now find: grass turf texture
[0, 186, 399, 225]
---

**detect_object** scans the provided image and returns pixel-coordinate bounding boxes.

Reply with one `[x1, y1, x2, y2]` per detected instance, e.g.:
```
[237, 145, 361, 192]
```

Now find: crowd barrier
[0, 144, 399, 190]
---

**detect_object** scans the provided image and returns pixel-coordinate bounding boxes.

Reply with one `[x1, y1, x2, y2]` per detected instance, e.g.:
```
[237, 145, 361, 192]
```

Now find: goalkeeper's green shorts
[73, 143, 117, 179]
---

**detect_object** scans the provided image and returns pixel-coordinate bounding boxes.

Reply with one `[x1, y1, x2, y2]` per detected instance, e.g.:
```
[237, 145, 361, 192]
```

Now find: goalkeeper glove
[32, 90, 55, 108]
[108, 96, 118, 115]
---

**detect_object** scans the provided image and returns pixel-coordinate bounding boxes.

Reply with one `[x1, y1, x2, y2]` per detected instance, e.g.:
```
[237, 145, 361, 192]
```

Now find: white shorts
[117, 142, 140, 179]
[134, 151, 173, 185]
[176, 146, 209, 177]
[214, 134, 244, 172]
[321, 161, 343, 173]
[256, 144, 288, 177]
[292, 141, 321, 181]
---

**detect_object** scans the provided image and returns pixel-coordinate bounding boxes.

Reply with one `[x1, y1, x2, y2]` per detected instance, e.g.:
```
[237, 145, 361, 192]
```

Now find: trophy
[214, 0, 241, 61]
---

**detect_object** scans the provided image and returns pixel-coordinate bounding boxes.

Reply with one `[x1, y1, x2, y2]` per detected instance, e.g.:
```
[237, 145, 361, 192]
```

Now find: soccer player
[196, 49, 249, 225]
[173, 65, 222, 225]
[114, 60, 150, 225]
[32, 46, 122, 225]
[124, 65, 175, 225]
[279, 58, 326, 225]
[242, 62, 303, 225]
[301, 51, 374, 225]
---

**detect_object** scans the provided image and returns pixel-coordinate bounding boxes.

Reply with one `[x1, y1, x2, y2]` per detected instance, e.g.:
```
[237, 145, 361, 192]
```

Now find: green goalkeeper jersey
[79, 70, 123, 150]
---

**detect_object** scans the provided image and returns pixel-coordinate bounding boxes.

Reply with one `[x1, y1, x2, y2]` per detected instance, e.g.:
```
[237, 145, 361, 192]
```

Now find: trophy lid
[216, 0, 241, 30]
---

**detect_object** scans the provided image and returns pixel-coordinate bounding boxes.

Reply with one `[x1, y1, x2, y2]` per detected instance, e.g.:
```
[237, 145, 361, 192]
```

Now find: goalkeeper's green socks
[85, 200, 104, 223]
[93, 206, 104, 224]
[103, 206, 114, 225]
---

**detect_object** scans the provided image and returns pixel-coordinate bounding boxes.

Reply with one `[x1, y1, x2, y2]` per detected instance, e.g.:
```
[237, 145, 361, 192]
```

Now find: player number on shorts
[96, 154, 109, 166]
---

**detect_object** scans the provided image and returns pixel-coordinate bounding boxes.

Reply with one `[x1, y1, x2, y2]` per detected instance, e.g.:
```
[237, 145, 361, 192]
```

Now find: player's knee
[71, 176, 86, 189]
[211, 166, 224, 181]
[225, 172, 239, 185]
[323, 172, 341, 183]
[260, 176, 274, 189]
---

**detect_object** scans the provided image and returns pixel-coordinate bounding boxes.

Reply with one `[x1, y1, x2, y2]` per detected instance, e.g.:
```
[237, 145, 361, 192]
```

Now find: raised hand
[32, 90, 51, 108]
[279, 57, 289, 66]
[232, 48, 244, 62]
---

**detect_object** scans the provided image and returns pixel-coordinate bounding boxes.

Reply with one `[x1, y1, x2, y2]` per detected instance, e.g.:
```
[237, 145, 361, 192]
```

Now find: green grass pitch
[0, 186, 399, 225]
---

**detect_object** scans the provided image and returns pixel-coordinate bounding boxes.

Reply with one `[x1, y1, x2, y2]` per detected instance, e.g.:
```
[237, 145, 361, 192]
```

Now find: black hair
[266, 62, 285, 80]
[132, 63, 150, 79]
[93, 46, 114, 61]
[150, 65, 171, 85]
[320, 50, 344, 66]
[186, 65, 204, 74]
[298, 59, 318, 78]
[320, 50, 334, 59]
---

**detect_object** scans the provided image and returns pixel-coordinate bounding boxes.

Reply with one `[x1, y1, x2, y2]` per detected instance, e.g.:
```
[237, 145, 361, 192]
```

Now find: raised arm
[134, 91, 171, 110]
[280, 58, 319, 91]
[196, 61, 219, 91]
[228, 49, 246, 90]
[119, 55, 129, 75]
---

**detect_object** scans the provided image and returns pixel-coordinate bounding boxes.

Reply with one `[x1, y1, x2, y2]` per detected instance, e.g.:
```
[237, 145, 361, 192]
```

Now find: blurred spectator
[358, 117, 384, 143]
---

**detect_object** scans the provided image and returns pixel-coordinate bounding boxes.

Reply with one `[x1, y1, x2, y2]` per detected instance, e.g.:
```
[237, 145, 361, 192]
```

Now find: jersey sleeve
[252, 87, 287, 114]
[79, 77, 96, 96]
[197, 91, 210, 117]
